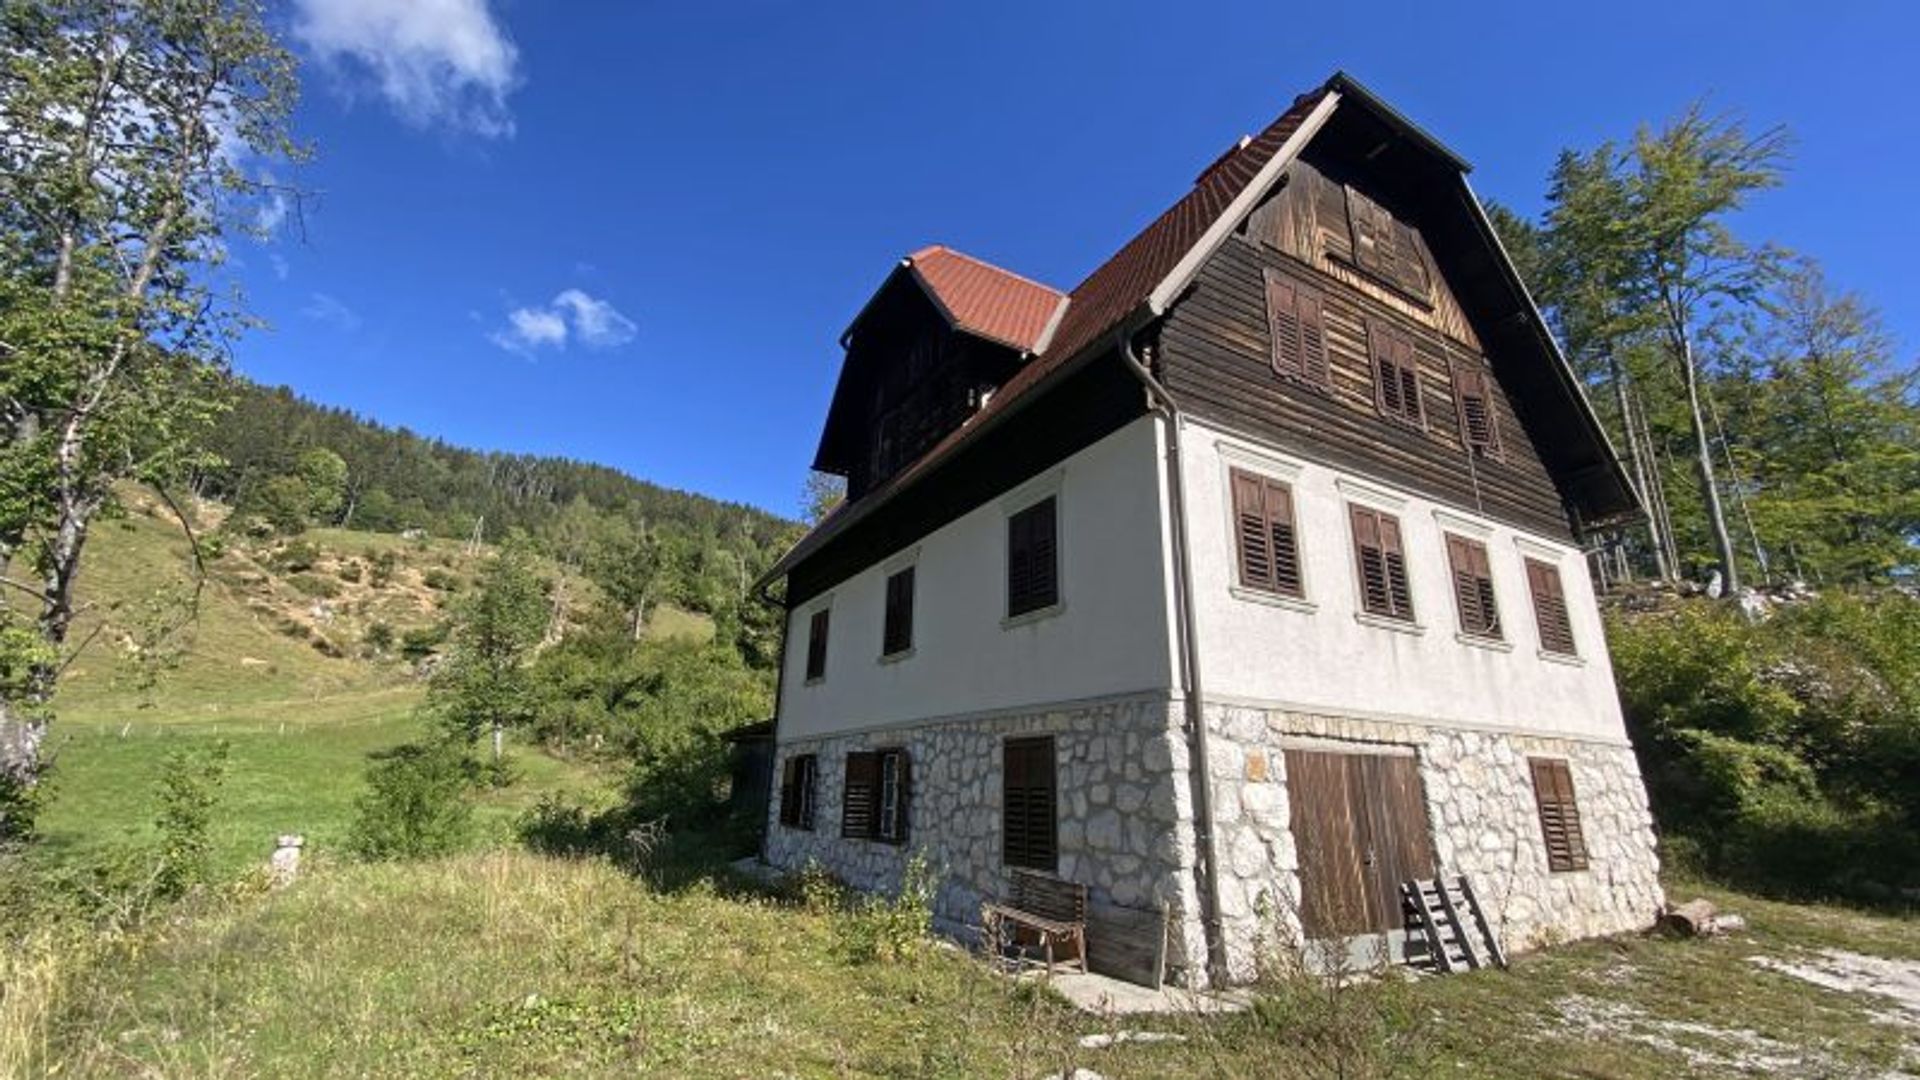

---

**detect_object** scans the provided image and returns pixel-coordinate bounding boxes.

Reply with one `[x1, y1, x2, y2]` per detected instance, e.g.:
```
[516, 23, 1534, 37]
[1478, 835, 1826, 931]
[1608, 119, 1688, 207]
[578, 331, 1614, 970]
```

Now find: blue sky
[240, 1, 1917, 518]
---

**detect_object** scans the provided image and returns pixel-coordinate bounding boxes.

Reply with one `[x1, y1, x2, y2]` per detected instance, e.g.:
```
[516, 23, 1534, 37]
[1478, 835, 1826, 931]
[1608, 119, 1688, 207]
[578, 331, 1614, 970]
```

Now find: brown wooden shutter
[1264, 269, 1331, 389]
[842, 751, 879, 839]
[1453, 359, 1501, 455]
[1232, 469, 1274, 592]
[1264, 479, 1303, 596]
[1369, 319, 1422, 427]
[1445, 535, 1500, 638]
[1352, 506, 1412, 621]
[1003, 736, 1057, 870]
[883, 567, 915, 656]
[1391, 219, 1431, 298]
[1007, 498, 1059, 617]
[799, 756, 817, 829]
[1529, 758, 1589, 871]
[805, 609, 830, 680]
[1526, 559, 1577, 655]
[1346, 185, 1387, 278]
[1378, 514, 1413, 618]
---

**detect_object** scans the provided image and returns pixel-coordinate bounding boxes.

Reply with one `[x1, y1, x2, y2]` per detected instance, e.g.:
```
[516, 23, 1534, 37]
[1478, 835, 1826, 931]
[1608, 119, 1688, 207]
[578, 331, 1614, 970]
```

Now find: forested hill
[199, 381, 796, 552]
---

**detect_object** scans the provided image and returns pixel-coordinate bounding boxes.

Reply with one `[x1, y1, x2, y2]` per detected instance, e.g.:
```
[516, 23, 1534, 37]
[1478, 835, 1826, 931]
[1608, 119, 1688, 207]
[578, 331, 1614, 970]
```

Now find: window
[1452, 357, 1502, 456]
[1367, 318, 1424, 428]
[1231, 468, 1303, 598]
[1525, 558, 1577, 656]
[1343, 184, 1432, 300]
[804, 608, 830, 681]
[1529, 758, 1589, 872]
[1006, 497, 1059, 618]
[841, 748, 910, 843]
[1002, 736, 1057, 870]
[1263, 267, 1330, 389]
[1349, 505, 1414, 622]
[1444, 534, 1501, 639]
[778, 754, 818, 831]
[882, 566, 915, 657]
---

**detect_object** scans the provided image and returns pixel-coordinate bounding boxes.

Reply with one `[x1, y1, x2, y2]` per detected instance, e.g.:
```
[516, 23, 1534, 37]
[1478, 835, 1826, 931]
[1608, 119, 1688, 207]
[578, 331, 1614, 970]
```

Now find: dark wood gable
[1156, 111, 1587, 541]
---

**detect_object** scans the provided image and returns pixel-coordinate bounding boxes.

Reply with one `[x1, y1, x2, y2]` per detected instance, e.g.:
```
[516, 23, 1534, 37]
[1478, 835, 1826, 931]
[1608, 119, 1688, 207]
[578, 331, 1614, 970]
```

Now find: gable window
[804, 608, 830, 682]
[1263, 267, 1330, 389]
[1343, 185, 1433, 300]
[1444, 534, 1501, 640]
[1525, 558, 1578, 656]
[1231, 468, 1303, 598]
[1367, 318, 1424, 428]
[1452, 357, 1502, 457]
[1529, 758, 1589, 872]
[882, 566, 915, 657]
[1003, 736, 1057, 870]
[778, 754, 818, 831]
[842, 748, 910, 843]
[1349, 505, 1414, 622]
[1006, 497, 1059, 619]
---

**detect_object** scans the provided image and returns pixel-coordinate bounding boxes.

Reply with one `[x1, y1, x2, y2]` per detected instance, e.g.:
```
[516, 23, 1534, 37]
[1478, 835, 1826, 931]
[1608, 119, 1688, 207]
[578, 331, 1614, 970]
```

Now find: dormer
[813, 246, 1067, 501]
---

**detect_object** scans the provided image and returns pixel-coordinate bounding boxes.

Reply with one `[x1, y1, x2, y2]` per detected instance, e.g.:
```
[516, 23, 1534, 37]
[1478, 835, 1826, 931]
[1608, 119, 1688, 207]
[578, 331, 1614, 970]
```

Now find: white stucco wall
[778, 417, 1178, 739]
[1181, 418, 1630, 744]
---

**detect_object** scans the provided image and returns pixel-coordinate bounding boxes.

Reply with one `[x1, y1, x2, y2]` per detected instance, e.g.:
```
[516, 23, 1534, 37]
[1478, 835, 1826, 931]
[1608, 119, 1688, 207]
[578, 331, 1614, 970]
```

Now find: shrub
[270, 539, 320, 573]
[400, 623, 448, 661]
[336, 560, 363, 583]
[422, 568, 459, 592]
[368, 549, 399, 588]
[363, 621, 396, 654]
[153, 741, 231, 899]
[348, 741, 473, 861]
[833, 852, 937, 964]
[288, 572, 340, 599]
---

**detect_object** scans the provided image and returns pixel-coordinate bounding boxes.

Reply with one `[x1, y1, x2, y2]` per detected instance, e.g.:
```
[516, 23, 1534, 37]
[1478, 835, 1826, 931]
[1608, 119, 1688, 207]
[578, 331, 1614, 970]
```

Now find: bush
[400, 623, 447, 662]
[422, 568, 458, 592]
[833, 852, 937, 964]
[153, 741, 231, 899]
[348, 741, 473, 861]
[363, 621, 396, 655]
[368, 549, 398, 588]
[336, 560, 363, 583]
[288, 572, 340, 599]
[270, 539, 321, 573]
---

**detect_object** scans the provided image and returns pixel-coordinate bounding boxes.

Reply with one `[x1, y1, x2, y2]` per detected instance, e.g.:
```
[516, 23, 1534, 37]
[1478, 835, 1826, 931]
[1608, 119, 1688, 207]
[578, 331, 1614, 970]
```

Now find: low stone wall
[763, 693, 1209, 980]
[1204, 703, 1664, 980]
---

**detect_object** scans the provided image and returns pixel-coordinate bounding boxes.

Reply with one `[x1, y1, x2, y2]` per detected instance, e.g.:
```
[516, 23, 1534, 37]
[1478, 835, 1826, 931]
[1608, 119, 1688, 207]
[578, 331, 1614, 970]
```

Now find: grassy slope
[22, 853, 1918, 1079]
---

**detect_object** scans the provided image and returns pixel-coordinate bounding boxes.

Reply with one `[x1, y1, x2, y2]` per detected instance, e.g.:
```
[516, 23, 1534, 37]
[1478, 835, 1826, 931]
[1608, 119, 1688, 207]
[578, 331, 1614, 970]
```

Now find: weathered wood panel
[1286, 748, 1436, 938]
[1161, 232, 1573, 540]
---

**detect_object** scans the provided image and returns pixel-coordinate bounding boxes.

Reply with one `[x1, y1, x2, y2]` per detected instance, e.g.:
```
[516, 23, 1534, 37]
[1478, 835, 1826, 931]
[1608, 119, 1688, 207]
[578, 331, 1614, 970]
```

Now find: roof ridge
[908, 244, 1066, 298]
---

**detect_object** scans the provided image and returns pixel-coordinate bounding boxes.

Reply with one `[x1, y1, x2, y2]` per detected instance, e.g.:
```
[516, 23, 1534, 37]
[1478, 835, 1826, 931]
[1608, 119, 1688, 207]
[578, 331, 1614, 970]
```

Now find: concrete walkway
[1036, 970, 1253, 1015]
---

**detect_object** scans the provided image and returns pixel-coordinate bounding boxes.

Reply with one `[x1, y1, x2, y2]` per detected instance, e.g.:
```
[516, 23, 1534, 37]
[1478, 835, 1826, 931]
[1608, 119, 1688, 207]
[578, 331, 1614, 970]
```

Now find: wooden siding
[788, 354, 1145, 607]
[1159, 226, 1574, 540]
[1285, 748, 1436, 937]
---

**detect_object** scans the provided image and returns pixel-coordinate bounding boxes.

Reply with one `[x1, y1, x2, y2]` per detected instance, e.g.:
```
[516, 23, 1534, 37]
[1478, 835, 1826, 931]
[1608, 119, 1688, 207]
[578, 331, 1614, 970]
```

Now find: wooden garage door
[1284, 747, 1436, 938]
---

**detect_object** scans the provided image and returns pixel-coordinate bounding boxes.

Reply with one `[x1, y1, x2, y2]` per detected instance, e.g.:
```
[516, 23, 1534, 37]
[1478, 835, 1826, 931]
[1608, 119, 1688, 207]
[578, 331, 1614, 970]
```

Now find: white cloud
[291, 0, 521, 137]
[302, 292, 361, 332]
[553, 289, 638, 348]
[488, 288, 637, 356]
[269, 253, 291, 281]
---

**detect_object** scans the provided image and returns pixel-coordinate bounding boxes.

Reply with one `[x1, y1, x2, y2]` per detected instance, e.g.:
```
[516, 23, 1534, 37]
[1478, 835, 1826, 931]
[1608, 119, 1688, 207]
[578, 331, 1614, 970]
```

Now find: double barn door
[1283, 747, 1436, 938]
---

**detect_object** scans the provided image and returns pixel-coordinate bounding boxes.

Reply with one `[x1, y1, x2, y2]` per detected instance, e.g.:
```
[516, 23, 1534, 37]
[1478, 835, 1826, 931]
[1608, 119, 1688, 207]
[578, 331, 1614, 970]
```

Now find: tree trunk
[1679, 336, 1740, 593]
[1609, 355, 1674, 582]
[0, 699, 47, 840]
[491, 722, 503, 762]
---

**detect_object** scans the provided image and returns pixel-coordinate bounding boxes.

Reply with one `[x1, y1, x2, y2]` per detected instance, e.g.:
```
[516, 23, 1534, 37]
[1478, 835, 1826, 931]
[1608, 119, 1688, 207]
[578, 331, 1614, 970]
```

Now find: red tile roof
[906, 245, 1065, 354]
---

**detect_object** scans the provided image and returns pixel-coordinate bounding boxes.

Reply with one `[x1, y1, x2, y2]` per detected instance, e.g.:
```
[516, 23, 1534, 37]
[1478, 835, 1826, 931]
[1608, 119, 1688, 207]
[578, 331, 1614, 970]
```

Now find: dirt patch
[1550, 994, 1847, 1074]
[1750, 949, 1920, 1030]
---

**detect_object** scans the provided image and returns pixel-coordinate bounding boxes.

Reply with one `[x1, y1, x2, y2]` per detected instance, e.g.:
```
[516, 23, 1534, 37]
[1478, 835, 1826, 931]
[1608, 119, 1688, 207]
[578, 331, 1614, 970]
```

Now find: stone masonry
[765, 694, 1663, 987]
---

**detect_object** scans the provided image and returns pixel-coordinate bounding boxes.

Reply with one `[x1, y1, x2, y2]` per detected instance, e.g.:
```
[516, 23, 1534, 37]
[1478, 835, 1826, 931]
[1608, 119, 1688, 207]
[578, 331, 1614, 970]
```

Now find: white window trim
[878, 558, 918, 663]
[1432, 507, 1495, 540]
[801, 593, 832, 686]
[1512, 535, 1573, 564]
[1001, 475, 1066, 628]
[1217, 445, 1316, 610]
[1334, 476, 1408, 514]
[1343, 500, 1423, 633]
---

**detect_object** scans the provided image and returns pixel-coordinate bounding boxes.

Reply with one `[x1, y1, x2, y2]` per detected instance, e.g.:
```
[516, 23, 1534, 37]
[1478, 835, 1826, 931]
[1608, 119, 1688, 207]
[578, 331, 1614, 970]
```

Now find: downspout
[754, 577, 791, 863]
[1116, 329, 1229, 987]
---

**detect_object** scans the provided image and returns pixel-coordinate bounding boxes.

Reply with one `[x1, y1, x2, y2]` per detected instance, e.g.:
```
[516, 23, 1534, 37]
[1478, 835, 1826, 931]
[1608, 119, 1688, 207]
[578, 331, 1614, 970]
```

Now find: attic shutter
[1453, 359, 1501, 455]
[1346, 185, 1389, 278]
[1264, 268, 1331, 388]
[842, 751, 879, 839]
[883, 567, 915, 656]
[1526, 559, 1577, 656]
[1529, 758, 1589, 872]
[1391, 219, 1432, 298]
[1368, 319, 1423, 427]
[1003, 736, 1057, 870]
[1445, 534, 1501, 639]
[1352, 505, 1413, 621]
[1007, 497, 1059, 617]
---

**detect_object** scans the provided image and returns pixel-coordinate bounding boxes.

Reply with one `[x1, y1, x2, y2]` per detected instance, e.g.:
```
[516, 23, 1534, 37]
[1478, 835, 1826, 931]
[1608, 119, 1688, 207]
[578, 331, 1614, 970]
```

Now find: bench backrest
[1010, 869, 1087, 924]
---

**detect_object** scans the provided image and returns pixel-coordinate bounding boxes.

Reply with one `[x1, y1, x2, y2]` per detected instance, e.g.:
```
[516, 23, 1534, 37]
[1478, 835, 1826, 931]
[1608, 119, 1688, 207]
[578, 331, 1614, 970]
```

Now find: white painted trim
[1199, 692, 1635, 749]
[1432, 508, 1495, 540]
[1029, 296, 1071, 356]
[1216, 437, 1308, 481]
[881, 545, 921, 575]
[1229, 586, 1317, 615]
[999, 468, 1064, 513]
[1334, 477, 1408, 513]
[1147, 91, 1343, 315]
[1538, 648, 1586, 668]
[1000, 472, 1066, 623]
[1455, 631, 1513, 653]
[1215, 440, 1316, 609]
[1353, 610, 1425, 636]
[1512, 535, 1573, 563]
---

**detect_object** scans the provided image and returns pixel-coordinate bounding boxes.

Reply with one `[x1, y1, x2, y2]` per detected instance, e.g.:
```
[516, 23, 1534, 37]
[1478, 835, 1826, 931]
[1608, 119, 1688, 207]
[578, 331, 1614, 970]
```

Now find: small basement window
[778, 754, 818, 831]
[1529, 758, 1588, 872]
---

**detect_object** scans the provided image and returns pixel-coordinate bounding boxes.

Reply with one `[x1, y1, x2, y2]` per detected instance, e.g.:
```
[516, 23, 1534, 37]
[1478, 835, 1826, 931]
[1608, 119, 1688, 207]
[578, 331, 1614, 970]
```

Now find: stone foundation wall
[1204, 703, 1664, 981]
[764, 694, 1210, 981]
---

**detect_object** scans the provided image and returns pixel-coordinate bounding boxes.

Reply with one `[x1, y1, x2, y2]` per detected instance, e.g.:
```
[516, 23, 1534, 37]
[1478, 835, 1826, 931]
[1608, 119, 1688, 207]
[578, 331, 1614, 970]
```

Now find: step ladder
[1400, 875, 1507, 974]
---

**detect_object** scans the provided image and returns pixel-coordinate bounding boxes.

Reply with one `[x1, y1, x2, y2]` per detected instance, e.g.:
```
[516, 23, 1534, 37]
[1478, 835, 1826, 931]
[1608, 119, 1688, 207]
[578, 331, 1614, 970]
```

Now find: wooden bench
[981, 870, 1088, 976]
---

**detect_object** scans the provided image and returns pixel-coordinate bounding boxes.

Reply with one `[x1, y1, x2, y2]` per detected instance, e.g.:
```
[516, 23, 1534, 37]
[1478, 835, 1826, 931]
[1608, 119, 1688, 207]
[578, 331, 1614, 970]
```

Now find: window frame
[803, 606, 830, 683]
[1004, 494, 1061, 622]
[778, 753, 818, 832]
[1348, 503, 1416, 624]
[881, 565, 916, 659]
[1529, 757, 1589, 872]
[840, 747, 910, 844]
[1002, 735, 1058, 871]
[1450, 354, 1503, 459]
[1263, 267, 1332, 391]
[1366, 317, 1426, 430]
[1525, 557, 1578, 657]
[1230, 466, 1305, 601]
[1443, 533, 1502, 641]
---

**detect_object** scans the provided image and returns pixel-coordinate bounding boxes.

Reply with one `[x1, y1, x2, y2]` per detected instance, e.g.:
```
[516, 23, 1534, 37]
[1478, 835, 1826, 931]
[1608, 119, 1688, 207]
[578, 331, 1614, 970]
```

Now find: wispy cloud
[489, 288, 637, 356]
[302, 292, 362, 332]
[269, 253, 291, 281]
[291, 0, 521, 137]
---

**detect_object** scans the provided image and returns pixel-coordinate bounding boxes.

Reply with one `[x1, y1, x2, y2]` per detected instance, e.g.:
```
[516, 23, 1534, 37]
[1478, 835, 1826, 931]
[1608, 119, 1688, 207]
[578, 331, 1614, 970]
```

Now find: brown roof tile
[906, 245, 1065, 354]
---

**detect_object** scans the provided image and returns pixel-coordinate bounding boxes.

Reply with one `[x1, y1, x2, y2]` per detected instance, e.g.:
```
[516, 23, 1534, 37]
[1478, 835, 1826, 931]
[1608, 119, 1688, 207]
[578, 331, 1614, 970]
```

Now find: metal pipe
[1116, 329, 1229, 987]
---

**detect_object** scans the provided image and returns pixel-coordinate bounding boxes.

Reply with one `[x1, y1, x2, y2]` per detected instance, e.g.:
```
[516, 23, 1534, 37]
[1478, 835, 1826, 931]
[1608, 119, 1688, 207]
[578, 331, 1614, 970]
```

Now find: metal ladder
[1400, 875, 1507, 974]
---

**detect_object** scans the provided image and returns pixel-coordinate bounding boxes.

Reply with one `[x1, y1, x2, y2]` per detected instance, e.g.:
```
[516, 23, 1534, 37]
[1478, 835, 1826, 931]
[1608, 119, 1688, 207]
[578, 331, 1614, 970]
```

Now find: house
[754, 72, 1663, 987]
